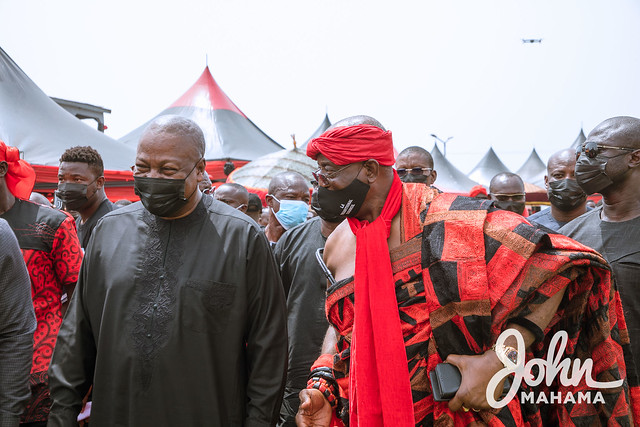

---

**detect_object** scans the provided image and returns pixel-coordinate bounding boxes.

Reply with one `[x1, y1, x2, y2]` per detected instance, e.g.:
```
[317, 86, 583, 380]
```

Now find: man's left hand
[445, 350, 505, 412]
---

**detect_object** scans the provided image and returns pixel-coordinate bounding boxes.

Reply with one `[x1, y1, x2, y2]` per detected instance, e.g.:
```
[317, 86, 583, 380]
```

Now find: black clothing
[560, 206, 640, 378]
[0, 219, 36, 427]
[75, 198, 113, 249]
[273, 217, 331, 426]
[48, 196, 288, 427]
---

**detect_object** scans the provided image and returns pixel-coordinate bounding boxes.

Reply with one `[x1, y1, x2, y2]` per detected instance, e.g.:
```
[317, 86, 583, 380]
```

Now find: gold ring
[473, 408, 480, 412]
[462, 406, 469, 412]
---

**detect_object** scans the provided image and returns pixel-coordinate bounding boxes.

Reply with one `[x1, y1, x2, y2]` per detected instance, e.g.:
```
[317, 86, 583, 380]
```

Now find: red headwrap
[307, 125, 395, 166]
[0, 140, 36, 200]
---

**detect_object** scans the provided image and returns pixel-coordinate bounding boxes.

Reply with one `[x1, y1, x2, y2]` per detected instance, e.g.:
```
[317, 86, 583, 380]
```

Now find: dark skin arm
[447, 285, 566, 412]
[296, 327, 338, 427]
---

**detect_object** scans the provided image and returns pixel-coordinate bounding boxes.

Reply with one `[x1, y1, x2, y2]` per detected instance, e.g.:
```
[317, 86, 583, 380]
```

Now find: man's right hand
[295, 389, 332, 427]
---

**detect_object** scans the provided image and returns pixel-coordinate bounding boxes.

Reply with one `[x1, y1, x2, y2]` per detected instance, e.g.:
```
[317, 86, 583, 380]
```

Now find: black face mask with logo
[316, 178, 370, 219]
[548, 179, 586, 211]
[311, 190, 345, 223]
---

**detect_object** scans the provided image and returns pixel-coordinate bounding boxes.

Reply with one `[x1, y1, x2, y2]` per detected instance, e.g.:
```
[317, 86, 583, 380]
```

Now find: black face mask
[56, 178, 97, 211]
[134, 175, 200, 218]
[311, 190, 345, 223]
[401, 173, 430, 184]
[317, 178, 370, 218]
[574, 153, 620, 195]
[548, 179, 586, 211]
[493, 200, 526, 215]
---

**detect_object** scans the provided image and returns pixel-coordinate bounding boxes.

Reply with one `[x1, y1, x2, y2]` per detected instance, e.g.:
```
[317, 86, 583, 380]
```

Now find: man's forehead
[59, 161, 94, 175]
[316, 154, 338, 167]
[396, 152, 431, 167]
[137, 132, 200, 161]
[492, 179, 523, 193]
[588, 120, 630, 147]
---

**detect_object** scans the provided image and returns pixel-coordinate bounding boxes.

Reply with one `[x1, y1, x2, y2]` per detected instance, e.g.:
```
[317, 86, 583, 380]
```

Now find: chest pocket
[181, 280, 237, 334]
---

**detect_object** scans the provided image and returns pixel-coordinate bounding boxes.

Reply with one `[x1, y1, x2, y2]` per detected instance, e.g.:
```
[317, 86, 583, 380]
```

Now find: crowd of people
[0, 113, 638, 427]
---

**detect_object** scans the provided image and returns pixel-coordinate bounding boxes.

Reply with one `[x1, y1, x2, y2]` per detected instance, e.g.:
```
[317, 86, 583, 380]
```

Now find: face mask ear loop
[180, 158, 204, 201]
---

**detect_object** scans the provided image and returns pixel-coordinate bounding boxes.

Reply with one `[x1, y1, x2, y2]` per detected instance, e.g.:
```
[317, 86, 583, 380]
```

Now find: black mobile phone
[429, 362, 512, 402]
[430, 363, 462, 402]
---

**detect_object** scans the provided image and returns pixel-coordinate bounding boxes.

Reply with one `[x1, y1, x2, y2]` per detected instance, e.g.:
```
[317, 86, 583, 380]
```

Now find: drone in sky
[522, 38, 543, 44]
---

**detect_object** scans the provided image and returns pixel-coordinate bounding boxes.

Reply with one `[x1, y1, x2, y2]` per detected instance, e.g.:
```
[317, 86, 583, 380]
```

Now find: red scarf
[347, 174, 414, 426]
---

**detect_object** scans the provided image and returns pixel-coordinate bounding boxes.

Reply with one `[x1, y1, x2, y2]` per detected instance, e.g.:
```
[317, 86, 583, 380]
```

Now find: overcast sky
[2, 0, 639, 173]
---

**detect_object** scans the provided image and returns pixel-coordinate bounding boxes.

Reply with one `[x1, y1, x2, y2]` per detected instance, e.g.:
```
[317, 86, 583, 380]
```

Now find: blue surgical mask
[270, 195, 308, 230]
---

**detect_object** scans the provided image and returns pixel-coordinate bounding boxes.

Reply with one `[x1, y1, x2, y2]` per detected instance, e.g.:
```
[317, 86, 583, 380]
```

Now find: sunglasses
[396, 167, 432, 178]
[578, 141, 637, 159]
[312, 163, 362, 185]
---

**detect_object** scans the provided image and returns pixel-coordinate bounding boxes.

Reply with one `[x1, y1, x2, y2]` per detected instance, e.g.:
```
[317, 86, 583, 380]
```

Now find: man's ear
[629, 149, 640, 168]
[430, 170, 437, 185]
[544, 175, 549, 190]
[196, 159, 207, 181]
[0, 161, 7, 178]
[265, 194, 274, 209]
[363, 159, 380, 184]
[96, 176, 106, 189]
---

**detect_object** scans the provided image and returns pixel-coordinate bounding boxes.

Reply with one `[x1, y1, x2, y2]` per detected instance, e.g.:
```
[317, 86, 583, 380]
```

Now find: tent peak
[169, 67, 246, 117]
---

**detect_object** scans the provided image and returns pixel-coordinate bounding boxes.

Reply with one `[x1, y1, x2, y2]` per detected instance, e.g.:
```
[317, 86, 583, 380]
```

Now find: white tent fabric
[516, 149, 546, 188]
[0, 47, 135, 170]
[570, 128, 586, 151]
[118, 67, 283, 161]
[430, 144, 480, 193]
[300, 113, 331, 150]
[467, 147, 511, 188]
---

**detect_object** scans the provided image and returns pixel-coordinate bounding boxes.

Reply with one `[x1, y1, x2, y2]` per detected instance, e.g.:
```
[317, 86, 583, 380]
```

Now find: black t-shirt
[560, 207, 640, 379]
[76, 199, 114, 249]
[273, 217, 332, 425]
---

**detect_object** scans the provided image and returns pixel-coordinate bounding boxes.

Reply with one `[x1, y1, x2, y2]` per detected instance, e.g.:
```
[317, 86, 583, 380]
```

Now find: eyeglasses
[577, 141, 637, 159]
[312, 163, 357, 185]
[396, 167, 432, 178]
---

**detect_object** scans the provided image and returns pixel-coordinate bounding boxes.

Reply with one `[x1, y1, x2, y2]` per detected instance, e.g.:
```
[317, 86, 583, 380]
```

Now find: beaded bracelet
[307, 367, 340, 409]
[307, 377, 338, 408]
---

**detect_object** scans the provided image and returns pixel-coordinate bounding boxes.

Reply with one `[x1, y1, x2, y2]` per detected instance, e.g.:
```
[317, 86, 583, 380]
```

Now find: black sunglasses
[396, 167, 432, 178]
[578, 141, 636, 159]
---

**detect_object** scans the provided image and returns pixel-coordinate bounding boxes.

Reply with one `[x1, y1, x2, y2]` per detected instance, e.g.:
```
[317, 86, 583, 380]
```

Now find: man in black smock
[48, 116, 287, 427]
[275, 185, 343, 426]
[560, 116, 640, 378]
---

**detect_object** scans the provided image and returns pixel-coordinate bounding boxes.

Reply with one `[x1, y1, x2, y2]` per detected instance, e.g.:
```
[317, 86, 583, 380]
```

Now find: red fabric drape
[346, 173, 414, 427]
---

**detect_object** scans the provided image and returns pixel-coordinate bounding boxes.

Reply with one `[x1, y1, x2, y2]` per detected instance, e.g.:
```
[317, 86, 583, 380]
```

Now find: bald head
[490, 172, 524, 194]
[588, 116, 640, 150]
[214, 183, 250, 212]
[268, 171, 309, 196]
[329, 115, 386, 131]
[546, 148, 578, 185]
[395, 146, 436, 185]
[140, 115, 206, 160]
[489, 172, 526, 215]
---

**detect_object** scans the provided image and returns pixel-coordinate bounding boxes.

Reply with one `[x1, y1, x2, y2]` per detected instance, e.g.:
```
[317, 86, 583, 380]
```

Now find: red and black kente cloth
[321, 184, 638, 426]
[0, 199, 82, 423]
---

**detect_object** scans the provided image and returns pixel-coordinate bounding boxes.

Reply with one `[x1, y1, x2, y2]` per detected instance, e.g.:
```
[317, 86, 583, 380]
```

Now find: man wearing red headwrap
[296, 117, 637, 426]
[0, 141, 82, 425]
